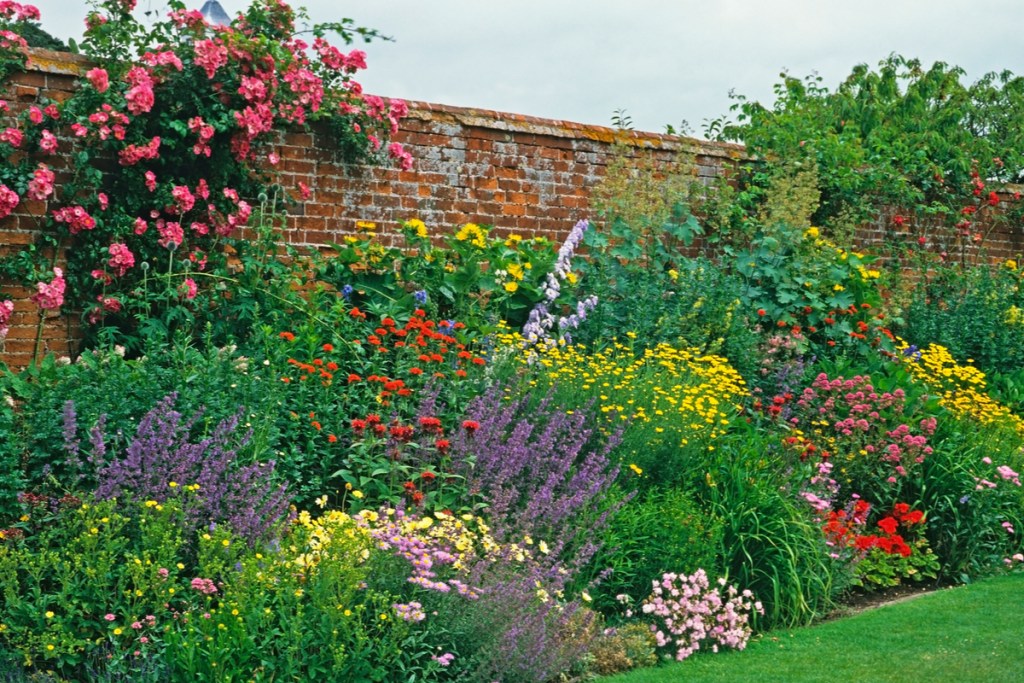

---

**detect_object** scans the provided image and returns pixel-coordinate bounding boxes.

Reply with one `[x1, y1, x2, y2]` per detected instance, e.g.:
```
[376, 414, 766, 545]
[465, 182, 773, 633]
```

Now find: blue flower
[413, 290, 428, 304]
[341, 284, 354, 300]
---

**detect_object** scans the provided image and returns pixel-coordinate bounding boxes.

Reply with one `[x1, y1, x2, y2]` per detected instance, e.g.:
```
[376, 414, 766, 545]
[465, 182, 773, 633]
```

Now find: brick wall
[3, 50, 1021, 368]
[0, 48, 745, 367]
[279, 101, 745, 248]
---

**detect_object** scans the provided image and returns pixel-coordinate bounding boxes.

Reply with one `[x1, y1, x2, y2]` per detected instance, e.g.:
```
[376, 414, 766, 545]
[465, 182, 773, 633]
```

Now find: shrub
[625, 569, 763, 661]
[587, 622, 658, 676]
[899, 262, 1024, 376]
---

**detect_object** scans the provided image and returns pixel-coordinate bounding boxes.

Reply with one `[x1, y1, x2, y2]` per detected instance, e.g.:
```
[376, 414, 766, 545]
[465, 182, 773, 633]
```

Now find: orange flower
[279, 331, 295, 341]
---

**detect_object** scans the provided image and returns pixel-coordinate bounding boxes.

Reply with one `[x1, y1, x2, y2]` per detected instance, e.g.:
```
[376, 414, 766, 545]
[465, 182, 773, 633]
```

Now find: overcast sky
[27, 0, 1024, 137]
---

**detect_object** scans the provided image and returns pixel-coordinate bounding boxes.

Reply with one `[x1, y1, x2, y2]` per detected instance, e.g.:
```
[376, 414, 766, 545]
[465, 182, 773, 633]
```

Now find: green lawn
[603, 573, 1024, 683]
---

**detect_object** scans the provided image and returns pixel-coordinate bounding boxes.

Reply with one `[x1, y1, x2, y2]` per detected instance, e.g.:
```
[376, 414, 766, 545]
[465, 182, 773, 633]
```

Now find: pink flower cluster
[107, 243, 135, 277]
[193, 38, 228, 79]
[30, 267, 65, 310]
[26, 163, 54, 200]
[188, 116, 215, 156]
[392, 601, 426, 622]
[0, 126, 22, 147]
[118, 136, 161, 166]
[0, 299, 13, 339]
[0, 183, 18, 219]
[85, 67, 109, 93]
[189, 577, 218, 595]
[630, 569, 763, 661]
[0, 1, 41, 21]
[124, 66, 155, 115]
[52, 205, 96, 234]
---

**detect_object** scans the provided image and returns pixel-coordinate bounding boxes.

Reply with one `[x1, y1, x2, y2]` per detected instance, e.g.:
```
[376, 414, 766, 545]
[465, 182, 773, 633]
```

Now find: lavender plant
[450, 385, 624, 571]
[75, 393, 290, 546]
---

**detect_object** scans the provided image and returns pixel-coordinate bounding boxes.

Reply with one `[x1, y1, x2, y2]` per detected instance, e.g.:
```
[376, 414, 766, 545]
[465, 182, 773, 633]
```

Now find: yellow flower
[833, 284, 845, 291]
[1005, 259, 1018, 270]
[455, 223, 488, 248]
[46, 644, 55, 651]
[221, 539, 230, 547]
[168, 481, 178, 488]
[356, 220, 376, 232]
[45, 611, 54, 619]
[629, 463, 643, 476]
[565, 272, 578, 285]
[804, 226, 820, 239]
[352, 490, 364, 500]
[315, 495, 328, 508]
[404, 218, 428, 237]
[668, 269, 679, 281]
[504, 281, 519, 293]
[113, 628, 123, 635]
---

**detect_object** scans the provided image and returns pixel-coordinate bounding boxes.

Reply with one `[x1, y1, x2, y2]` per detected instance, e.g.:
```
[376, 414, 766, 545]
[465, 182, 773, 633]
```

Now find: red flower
[412, 491, 424, 505]
[472, 357, 486, 366]
[893, 503, 910, 518]
[902, 510, 924, 525]
[462, 420, 480, 433]
[403, 481, 416, 492]
[419, 416, 443, 434]
[390, 425, 414, 442]
[322, 343, 334, 352]
[373, 424, 387, 436]
[351, 419, 367, 434]
[366, 414, 382, 425]
[420, 471, 436, 482]
[327, 434, 338, 443]
[279, 331, 295, 341]
[409, 367, 423, 376]
[435, 438, 450, 453]
[347, 373, 361, 383]
[877, 516, 899, 536]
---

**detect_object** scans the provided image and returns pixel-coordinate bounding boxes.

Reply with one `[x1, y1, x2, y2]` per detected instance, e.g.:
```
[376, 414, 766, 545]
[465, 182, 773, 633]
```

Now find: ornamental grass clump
[627, 569, 763, 661]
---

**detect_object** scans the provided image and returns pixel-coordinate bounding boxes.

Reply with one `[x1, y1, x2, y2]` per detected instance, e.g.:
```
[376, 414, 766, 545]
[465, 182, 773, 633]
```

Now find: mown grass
[603, 572, 1024, 683]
